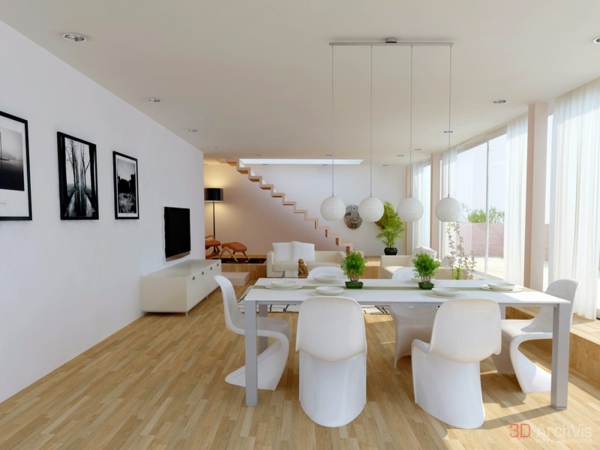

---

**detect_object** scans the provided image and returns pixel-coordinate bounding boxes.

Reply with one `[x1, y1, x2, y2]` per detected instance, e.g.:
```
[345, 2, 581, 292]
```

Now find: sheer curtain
[411, 161, 429, 248]
[439, 148, 457, 257]
[503, 114, 528, 284]
[550, 77, 600, 319]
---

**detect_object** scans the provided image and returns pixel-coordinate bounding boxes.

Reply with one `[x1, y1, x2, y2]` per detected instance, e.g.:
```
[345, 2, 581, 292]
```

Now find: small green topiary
[412, 252, 440, 284]
[340, 251, 366, 283]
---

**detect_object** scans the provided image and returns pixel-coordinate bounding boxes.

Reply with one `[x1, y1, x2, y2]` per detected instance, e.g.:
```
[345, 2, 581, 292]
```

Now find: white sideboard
[141, 259, 221, 314]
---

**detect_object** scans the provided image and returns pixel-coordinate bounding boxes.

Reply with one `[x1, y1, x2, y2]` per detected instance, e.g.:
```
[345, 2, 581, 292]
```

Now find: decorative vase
[418, 281, 434, 290]
[345, 281, 364, 289]
[384, 247, 398, 255]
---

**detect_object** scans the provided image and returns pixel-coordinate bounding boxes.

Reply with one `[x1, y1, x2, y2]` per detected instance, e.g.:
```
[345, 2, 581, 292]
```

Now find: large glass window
[454, 135, 507, 278]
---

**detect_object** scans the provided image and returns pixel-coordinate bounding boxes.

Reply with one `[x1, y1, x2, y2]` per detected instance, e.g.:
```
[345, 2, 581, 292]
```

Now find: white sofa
[267, 241, 345, 278]
[379, 247, 438, 279]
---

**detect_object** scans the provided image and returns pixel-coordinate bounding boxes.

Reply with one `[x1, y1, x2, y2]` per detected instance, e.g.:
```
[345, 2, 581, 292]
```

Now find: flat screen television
[164, 207, 191, 260]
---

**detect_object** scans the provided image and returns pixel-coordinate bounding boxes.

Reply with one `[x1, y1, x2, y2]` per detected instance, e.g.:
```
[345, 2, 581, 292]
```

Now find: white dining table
[242, 271, 572, 409]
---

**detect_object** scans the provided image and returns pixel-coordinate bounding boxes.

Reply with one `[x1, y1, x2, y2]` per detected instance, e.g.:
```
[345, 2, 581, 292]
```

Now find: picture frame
[57, 132, 99, 220]
[113, 151, 139, 219]
[0, 110, 32, 220]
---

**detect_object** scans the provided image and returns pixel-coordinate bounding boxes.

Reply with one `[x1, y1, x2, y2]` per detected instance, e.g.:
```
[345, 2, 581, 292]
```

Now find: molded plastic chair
[491, 279, 579, 393]
[389, 269, 437, 366]
[307, 266, 345, 280]
[296, 296, 367, 427]
[412, 298, 501, 429]
[214, 275, 291, 390]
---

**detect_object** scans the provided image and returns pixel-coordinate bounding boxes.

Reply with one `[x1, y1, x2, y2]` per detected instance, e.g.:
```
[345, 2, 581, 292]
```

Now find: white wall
[0, 21, 204, 402]
[204, 163, 406, 256]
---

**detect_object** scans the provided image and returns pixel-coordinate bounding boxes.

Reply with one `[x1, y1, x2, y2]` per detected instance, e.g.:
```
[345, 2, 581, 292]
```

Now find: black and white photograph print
[113, 151, 139, 219]
[0, 110, 32, 220]
[57, 132, 99, 220]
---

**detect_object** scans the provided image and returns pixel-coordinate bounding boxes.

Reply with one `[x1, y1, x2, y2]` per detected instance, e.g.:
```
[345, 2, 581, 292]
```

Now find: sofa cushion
[292, 241, 315, 262]
[273, 242, 293, 262]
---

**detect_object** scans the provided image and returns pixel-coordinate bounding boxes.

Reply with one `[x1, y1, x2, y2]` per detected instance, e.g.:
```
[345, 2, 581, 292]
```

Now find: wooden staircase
[228, 160, 353, 251]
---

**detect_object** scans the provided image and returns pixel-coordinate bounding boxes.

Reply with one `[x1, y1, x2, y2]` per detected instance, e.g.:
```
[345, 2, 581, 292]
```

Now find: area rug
[219, 258, 266, 264]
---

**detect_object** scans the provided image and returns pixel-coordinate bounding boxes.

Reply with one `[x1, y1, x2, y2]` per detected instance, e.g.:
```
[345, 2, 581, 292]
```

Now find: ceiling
[1, 1, 600, 166]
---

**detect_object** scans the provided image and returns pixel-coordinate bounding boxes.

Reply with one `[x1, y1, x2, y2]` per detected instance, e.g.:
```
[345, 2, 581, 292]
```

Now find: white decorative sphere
[435, 196, 463, 222]
[320, 196, 346, 221]
[358, 196, 384, 222]
[397, 197, 424, 222]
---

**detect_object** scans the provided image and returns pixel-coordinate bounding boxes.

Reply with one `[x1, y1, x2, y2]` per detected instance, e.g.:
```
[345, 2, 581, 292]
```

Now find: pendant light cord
[447, 45, 453, 151]
[331, 45, 335, 196]
[409, 45, 413, 197]
[369, 45, 373, 197]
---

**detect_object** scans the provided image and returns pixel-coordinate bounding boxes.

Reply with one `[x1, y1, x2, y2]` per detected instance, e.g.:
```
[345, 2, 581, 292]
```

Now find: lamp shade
[435, 196, 463, 222]
[204, 188, 223, 202]
[397, 196, 424, 222]
[320, 196, 346, 221]
[358, 196, 384, 222]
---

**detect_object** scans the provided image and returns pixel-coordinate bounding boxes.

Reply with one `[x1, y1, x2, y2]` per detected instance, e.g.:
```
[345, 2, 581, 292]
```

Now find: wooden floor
[1, 287, 600, 449]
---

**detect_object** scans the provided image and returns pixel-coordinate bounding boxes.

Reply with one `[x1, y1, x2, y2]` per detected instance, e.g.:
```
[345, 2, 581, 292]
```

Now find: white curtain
[503, 114, 528, 285]
[439, 148, 458, 257]
[411, 161, 428, 248]
[550, 77, 600, 319]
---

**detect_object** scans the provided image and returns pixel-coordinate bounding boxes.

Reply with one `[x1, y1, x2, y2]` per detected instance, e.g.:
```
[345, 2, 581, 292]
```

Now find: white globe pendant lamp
[397, 46, 424, 223]
[358, 45, 384, 223]
[435, 196, 462, 222]
[320, 195, 345, 221]
[434, 45, 461, 223]
[320, 46, 345, 222]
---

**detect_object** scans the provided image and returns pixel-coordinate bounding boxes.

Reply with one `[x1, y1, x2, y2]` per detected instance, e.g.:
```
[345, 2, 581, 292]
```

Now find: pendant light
[397, 45, 424, 222]
[358, 45, 384, 222]
[435, 45, 463, 223]
[320, 45, 346, 221]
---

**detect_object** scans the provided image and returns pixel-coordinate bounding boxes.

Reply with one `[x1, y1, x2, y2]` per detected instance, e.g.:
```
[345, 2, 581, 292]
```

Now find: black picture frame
[0, 110, 32, 220]
[57, 132, 99, 220]
[113, 151, 139, 219]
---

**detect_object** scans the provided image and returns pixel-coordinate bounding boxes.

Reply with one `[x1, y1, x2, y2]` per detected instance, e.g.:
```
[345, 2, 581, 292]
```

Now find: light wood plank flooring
[1, 286, 600, 449]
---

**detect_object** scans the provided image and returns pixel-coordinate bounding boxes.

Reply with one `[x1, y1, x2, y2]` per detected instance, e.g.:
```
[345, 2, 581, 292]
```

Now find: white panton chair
[412, 298, 501, 429]
[214, 275, 291, 390]
[296, 296, 367, 427]
[491, 279, 579, 393]
[307, 266, 345, 280]
[389, 269, 437, 366]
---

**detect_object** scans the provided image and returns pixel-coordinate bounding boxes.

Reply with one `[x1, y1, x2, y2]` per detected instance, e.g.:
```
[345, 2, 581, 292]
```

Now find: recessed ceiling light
[593, 37, 600, 44]
[146, 97, 161, 103]
[397, 154, 404, 157]
[62, 32, 87, 43]
[415, 148, 423, 151]
[493, 99, 507, 104]
[211, 147, 220, 150]
[188, 129, 198, 133]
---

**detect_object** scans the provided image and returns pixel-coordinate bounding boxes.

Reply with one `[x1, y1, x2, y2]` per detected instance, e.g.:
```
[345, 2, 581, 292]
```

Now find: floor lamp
[204, 188, 223, 238]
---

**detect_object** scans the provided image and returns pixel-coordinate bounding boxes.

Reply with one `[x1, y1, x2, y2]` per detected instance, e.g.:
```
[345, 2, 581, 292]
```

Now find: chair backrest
[296, 296, 366, 361]
[214, 275, 245, 335]
[429, 298, 501, 363]
[307, 266, 345, 279]
[412, 246, 437, 259]
[528, 279, 579, 331]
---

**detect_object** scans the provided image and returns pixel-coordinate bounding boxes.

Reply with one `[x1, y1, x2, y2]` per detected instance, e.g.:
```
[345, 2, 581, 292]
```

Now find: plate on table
[315, 286, 344, 296]
[481, 284, 522, 293]
[266, 280, 302, 290]
[314, 275, 340, 284]
[431, 287, 461, 297]
[485, 282, 520, 292]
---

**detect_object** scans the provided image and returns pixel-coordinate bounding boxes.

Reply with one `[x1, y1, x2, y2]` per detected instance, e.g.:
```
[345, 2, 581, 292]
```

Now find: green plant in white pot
[412, 252, 440, 290]
[340, 251, 366, 289]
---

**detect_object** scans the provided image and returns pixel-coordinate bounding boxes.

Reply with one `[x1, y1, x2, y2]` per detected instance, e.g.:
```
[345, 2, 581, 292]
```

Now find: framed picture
[113, 151, 139, 219]
[0, 110, 32, 220]
[57, 132, 99, 220]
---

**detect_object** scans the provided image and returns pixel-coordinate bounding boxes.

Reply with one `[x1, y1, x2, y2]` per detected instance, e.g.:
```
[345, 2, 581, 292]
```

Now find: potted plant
[375, 201, 405, 255]
[340, 250, 366, 289]
[412, 252, 440, 290]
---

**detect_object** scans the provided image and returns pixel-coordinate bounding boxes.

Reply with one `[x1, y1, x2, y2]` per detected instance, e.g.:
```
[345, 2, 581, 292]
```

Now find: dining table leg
[551, 301, 571, 409]
[244, 297, 259, 405]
